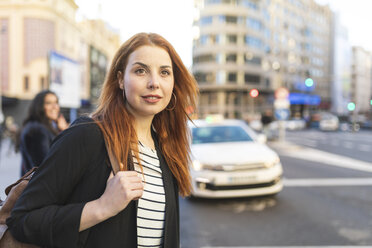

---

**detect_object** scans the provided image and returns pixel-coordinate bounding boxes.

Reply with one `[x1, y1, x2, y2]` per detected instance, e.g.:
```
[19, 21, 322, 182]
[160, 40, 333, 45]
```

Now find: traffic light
[250, 89, 259, 98]
[305, 78, 314, 87]
[347, 102, 356, 111]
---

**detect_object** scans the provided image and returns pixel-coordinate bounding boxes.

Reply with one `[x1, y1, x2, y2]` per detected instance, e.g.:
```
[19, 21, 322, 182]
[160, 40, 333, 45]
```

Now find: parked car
[319, 112, 339, 131]
[285, 118, 306, 130]
[188, 118, 283, 198]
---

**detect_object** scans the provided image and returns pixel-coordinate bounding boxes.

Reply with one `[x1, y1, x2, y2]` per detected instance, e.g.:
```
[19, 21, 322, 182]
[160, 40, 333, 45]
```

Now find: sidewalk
[0, 138, 21, 200]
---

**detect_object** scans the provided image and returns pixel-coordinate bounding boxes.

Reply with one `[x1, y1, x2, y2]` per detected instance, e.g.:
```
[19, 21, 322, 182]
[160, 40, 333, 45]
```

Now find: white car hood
[191, 142, 278, 165]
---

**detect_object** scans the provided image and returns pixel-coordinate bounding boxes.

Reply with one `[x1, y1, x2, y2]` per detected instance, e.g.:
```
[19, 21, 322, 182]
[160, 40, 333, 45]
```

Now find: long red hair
[92, 33, 198, 196]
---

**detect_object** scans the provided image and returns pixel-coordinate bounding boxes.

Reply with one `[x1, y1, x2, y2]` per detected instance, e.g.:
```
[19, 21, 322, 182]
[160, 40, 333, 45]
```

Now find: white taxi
[189, 118, 283, 198]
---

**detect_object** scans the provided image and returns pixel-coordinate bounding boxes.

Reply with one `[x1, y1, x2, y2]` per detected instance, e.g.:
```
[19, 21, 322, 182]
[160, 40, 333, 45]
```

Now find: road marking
[283, 178, 372, 187]
[330, 140, 339, 146]
[358, 144, 371, 152]
[342, 141, 353, 149]
[274, 144, 372, 173]
[201, 246, 372, 248]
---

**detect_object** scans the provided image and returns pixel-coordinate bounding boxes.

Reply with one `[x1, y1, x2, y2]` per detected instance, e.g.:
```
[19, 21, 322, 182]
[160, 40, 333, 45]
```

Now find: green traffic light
[370, 99, 372, 105]
[347, 102, 356, 111]
[305, 78, 313, 87]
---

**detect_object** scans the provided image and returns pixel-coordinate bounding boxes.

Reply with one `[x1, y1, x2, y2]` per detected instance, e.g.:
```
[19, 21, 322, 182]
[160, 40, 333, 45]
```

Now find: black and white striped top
[133, 142, 165, 248]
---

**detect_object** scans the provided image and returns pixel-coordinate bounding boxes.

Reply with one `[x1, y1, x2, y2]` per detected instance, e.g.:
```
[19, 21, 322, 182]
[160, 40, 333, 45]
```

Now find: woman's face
[44, 93, 60, 121]
[120, 45, 174, 119]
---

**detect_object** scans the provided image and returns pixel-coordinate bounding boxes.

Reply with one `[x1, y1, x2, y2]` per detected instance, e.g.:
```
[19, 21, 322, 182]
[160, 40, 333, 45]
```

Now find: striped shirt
[133, 142, 165, 248]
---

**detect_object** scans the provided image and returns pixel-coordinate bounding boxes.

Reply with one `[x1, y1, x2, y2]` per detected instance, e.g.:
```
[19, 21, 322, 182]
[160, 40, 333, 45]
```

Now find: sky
[75, 0, 372, 68]
[75, 0, 195, 67]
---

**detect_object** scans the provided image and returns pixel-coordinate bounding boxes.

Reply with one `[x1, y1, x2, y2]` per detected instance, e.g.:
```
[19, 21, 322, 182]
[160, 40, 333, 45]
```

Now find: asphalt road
[284, 129, 372, 163]
[179, 132, 372, 248]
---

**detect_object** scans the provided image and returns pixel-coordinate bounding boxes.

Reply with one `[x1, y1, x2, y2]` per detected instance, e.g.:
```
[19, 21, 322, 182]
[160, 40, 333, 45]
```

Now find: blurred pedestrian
[3, 116, 19, 155]
[15, 90, 68, 176]
[261, 109, 273, 137]
[7, 32, 198, 248]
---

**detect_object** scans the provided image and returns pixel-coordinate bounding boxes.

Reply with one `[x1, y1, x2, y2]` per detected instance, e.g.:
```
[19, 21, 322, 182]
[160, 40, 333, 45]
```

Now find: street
[179, 129, 372, 248]
[285, 129, 372, 163]
[1, 131, 372, 247]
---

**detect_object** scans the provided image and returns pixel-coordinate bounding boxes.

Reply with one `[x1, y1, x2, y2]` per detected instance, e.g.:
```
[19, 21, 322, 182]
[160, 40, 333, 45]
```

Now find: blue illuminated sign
[289, 93, 320, 105]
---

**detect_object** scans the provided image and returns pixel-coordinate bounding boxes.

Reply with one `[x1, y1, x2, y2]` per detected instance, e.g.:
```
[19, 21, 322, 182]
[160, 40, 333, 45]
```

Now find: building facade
[330, 13, 351, 116]
[0, 0, 120, 124]
[351, 46, 372, 114]
[192, 0, 333, 120]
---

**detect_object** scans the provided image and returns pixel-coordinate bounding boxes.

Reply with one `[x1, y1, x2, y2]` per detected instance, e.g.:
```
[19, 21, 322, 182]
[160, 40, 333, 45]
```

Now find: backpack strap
[4, 167, 38, 196]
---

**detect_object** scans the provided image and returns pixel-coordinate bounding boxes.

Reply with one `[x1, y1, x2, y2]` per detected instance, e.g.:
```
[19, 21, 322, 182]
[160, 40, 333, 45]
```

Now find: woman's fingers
[115, 171, 144, 195]
[131, 189, 144, 201]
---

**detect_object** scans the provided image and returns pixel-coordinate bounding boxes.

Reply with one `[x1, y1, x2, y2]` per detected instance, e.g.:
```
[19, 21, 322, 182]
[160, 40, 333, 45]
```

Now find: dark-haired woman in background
[16, 90, 68, 175]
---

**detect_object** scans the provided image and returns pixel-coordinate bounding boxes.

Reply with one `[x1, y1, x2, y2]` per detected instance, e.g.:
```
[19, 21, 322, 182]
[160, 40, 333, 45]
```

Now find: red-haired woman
[7, 33, 198, 248]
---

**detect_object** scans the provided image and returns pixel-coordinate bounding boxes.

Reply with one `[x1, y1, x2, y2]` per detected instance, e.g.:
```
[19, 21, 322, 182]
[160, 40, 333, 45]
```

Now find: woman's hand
[79, 171, 144, 231]
[98, 171, 144, 218]
[57, 114, 69, 131]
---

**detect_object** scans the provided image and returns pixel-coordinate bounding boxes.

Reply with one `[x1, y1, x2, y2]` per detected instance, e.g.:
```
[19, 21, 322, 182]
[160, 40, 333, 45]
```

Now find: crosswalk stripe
[274, 143, 372, 173]
[283, 178, 372, 187]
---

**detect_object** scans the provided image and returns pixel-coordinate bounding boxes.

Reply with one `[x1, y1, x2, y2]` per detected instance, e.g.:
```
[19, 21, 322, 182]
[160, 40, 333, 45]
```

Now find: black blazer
[7, 117, 180, 248]
[19, 121, 56, 176]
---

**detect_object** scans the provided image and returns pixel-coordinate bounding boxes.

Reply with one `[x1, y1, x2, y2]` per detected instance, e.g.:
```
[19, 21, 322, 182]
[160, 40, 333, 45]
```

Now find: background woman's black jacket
[7, 117, 180, 248]
[19, 121, 56, 175]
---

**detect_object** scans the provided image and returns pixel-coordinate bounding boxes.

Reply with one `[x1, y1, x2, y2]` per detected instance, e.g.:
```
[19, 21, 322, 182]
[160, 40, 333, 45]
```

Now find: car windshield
[192, 125, 253, 144]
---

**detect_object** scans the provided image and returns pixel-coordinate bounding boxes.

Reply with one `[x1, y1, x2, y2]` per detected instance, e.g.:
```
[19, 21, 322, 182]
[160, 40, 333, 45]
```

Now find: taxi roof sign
[205, 114, 224, 123]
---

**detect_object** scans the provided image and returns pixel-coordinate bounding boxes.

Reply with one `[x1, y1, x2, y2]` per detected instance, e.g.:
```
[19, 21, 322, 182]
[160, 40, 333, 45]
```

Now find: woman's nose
[148, 74, 160, 89]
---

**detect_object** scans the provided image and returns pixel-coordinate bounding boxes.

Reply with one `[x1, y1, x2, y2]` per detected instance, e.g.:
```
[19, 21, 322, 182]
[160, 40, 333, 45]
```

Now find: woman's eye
[161, 70, 171, 76]
[135, 68, 146, 75]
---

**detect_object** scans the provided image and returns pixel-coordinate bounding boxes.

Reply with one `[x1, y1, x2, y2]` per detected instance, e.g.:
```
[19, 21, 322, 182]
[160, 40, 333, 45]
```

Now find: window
[244, 73, 260, 84]
[244, 54, 261, 65]
[220, 15, 238, 24]
[194, 72, 215, 83]
[246, 17, 262, 31]
[228, 72, 237, 83]
[226, 53, 237, 63]
[211, 34, 221, 44]
[200, 35, 208, 45]
[194, 54, 216, 63]
[239, 0, 258, 10]
[200, 16, 213, 26]
[226, 16, 238, 24]
[245, 35, 262, 49]
[227, 34, 237, 44]
[209, 93, 218, 105]
[24, 76, 29, 91]
[265, 78, 270, 87]
[194, 72, 207, 83]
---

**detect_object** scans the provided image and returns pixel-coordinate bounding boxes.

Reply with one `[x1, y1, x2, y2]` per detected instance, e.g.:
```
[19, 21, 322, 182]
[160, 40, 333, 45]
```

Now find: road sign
[275, 87, 289, 99]
[274, 108, 290, 120]
[274, 99, 290, 109]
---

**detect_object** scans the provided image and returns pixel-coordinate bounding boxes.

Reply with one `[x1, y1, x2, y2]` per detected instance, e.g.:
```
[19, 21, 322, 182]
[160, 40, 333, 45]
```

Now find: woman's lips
[142, 95, 162, 103]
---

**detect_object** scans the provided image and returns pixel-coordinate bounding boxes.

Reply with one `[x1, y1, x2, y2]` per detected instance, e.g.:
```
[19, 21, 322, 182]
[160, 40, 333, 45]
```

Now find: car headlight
[264, 156, 280, 168]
